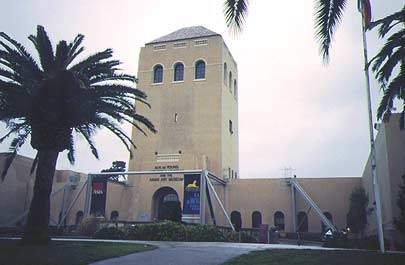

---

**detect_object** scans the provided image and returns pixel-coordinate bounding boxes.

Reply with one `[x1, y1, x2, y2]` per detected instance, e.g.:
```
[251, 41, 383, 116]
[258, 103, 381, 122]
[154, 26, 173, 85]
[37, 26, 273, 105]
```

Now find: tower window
[195, 60, 206, 79]
[174, 113, 178, 123]
[229, 120, 233, 134]
[153, 65, 163, 83]
[234, 79, 238, 100]
[229, 72, 232, 93]
[224, 63, 227, 85]
[174, 63, 184, 81]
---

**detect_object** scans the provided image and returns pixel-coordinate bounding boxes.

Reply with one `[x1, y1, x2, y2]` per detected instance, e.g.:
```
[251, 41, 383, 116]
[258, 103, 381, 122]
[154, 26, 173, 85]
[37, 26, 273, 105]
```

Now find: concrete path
[55, 239, 329, 265]
[3, 237, 347, 265]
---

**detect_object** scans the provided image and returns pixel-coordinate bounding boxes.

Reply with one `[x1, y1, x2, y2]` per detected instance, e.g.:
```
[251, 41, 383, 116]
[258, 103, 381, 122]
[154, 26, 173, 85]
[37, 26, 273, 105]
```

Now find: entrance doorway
[152, 187, 182, 222]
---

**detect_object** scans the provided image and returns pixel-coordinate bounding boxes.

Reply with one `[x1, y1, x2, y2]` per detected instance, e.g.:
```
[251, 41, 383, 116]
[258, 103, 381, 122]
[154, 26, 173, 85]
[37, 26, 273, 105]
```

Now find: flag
[358, 0, 372, 26]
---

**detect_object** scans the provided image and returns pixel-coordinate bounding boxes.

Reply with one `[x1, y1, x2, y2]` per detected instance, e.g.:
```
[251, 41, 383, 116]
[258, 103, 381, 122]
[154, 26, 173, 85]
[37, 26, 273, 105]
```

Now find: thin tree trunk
[21, 149, 59, 245]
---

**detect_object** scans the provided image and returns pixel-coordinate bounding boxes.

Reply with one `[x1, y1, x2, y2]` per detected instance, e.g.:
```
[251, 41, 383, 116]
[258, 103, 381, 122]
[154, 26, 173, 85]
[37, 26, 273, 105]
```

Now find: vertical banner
[90, 177, 107, 217]
[183, 174, 201, 215]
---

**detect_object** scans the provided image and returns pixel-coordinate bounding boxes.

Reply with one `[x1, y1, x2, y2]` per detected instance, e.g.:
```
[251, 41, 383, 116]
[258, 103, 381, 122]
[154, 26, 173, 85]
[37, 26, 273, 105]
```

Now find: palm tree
[224, 0, 367, 62]
[369, 6, 405, 127]
[0, 26, 156, 244]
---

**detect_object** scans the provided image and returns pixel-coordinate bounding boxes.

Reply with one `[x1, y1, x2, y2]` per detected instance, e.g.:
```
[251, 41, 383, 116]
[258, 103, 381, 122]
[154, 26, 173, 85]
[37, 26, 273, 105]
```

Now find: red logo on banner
[93, 182, 104, 195]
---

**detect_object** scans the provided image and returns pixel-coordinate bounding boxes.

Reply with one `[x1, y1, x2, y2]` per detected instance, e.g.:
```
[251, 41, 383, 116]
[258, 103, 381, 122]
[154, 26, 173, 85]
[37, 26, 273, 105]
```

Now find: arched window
[321, 212, 333, 232]
[231, 211, 242, 231]
[153, 65, 163, 83]
[223, 63, 227, 85]
[75, 211, 84, 225]
[297, 211, 308, 232]
[234, 79, 238, 99]
[195, 60, 206, 79]
[252, 211, 262, 228]
[229, 72, 232, 92]
[110, 210, 119, 221]
[274, 211, 285, 231]
[174, 63, 184, 81]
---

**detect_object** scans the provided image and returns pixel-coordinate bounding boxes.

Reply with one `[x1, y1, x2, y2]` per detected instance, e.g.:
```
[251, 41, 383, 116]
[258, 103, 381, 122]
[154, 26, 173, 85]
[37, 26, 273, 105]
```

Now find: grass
[222, 249, 405, 265]
[0, 239, 156, 265]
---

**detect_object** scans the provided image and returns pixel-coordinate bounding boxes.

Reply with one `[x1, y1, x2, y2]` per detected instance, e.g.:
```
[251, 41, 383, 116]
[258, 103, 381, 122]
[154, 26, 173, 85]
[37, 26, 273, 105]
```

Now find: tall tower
[129, 26, 239, 180]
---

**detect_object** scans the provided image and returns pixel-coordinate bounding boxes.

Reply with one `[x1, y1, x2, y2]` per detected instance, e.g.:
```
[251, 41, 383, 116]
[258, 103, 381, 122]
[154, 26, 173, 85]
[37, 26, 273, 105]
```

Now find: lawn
[0, 239, 155, 265]
[223, 249, 405, 265]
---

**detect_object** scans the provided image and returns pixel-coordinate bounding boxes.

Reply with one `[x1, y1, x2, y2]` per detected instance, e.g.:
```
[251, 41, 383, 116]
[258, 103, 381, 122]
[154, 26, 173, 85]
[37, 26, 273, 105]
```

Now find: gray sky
[0, 0, 403, 178]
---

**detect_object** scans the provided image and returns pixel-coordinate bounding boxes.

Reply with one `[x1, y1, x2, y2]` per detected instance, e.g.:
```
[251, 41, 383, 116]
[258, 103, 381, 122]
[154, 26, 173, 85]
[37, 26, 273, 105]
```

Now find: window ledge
[172, 80, 184, 84]
[193, 78, 206, 82]
[151, 82, 163, 86]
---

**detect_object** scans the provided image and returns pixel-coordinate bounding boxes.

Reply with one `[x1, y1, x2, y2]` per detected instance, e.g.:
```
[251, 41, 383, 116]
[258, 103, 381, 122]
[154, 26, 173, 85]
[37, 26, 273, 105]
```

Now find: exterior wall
[129, 35, 225, 176]
[129, 34, 239, 180]
[0, 154, 35, 226]
[221, 43, 239, 180]
[127, 31, 239, 223]
[226, 177, 360, 232]
[130, 175, 184, 222]
[49, 170, 87, 226]
[105, 181, 133, 222]
[0, 153, 363, 233]
[362, 114, 405, 242]
[0, 154, 89, 226]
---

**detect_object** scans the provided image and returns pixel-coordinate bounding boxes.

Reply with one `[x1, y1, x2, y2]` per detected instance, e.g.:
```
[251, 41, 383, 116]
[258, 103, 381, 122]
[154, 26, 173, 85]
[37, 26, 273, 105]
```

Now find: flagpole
[359, 0, 385, 253]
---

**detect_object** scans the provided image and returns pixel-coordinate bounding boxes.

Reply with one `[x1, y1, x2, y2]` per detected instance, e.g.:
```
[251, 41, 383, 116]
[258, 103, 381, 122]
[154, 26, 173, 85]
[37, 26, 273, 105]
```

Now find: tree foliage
[100, 160, 127, 182]
[0, 26, 156, 178]
[347, 186, 369, 236]
[0, 25, 155, 243]
[223, 0, 349, 62]
[369, 5, 405, 128]
[394, 171, 405, 235]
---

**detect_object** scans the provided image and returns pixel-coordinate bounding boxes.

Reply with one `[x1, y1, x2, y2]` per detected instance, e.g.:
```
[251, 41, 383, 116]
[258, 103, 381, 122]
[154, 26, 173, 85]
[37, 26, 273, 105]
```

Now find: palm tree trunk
[22, 149, 59, 245]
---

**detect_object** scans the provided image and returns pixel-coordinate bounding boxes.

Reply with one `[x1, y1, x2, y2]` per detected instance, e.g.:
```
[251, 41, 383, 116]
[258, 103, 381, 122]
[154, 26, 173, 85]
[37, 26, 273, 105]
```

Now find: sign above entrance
[149, 165, 183, 182]
[149, 175, 184, 182]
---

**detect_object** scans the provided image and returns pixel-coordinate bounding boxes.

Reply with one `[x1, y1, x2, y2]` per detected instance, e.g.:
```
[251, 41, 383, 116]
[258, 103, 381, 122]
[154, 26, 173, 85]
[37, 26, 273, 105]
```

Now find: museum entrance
[152, 187, 182, 222]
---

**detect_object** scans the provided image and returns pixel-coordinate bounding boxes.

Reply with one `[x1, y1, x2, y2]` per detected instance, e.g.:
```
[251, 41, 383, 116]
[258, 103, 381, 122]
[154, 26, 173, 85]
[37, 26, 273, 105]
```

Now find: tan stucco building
[0, 27, 404, 243]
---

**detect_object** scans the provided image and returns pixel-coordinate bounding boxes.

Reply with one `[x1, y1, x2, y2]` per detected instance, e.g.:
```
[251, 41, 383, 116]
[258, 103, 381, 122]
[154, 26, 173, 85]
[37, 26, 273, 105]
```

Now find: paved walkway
[56, 239, 330, 265]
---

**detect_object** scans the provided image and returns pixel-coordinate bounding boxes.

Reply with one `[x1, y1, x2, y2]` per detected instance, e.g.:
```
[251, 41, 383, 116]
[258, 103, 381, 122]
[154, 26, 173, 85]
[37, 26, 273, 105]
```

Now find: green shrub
[125, 221, 185, 241]
[94, 227, 125, 239]
[157, 221, 187, 241]
[223, 231, 240, 242]
[323, 235, 390, 250]
[79, 217, 103, 236]
[124, 221, 227, 242]
[185, 224, 225, 242]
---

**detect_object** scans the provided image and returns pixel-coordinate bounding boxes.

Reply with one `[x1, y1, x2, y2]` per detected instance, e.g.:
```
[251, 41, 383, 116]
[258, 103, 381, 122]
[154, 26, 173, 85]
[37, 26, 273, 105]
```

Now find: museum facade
[0, 27, 404, 243]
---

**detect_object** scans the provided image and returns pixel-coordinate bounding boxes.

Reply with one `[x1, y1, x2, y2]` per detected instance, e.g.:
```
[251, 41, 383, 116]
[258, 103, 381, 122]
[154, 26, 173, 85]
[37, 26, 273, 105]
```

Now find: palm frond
[314, 0, 347, 63]
[369, 5, 405, 37]
[224, 0, 249, 33]
[376, 64, 405, 121]
[66, 134, 75, 164]
[55, 40, 69, 69]
[96, 116, 137, 158]
[28, 25, 55, 72]
[0, 32, 41, 77]
[76, 125, 99, 159]
[89, 73, 136, 85]
[1, 25, 155, 169]
[69, 48, 113, 73]
[67, 34, 85, 59]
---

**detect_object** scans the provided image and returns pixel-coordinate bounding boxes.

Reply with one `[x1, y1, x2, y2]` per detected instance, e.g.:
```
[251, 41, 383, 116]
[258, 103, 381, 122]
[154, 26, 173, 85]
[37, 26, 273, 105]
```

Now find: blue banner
[183, 174, 200, 215]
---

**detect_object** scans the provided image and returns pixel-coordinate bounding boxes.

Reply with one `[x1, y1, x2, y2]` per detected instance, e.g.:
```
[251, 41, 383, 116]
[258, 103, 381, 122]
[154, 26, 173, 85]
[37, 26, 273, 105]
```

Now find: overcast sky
[0, 0, 403, 178]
